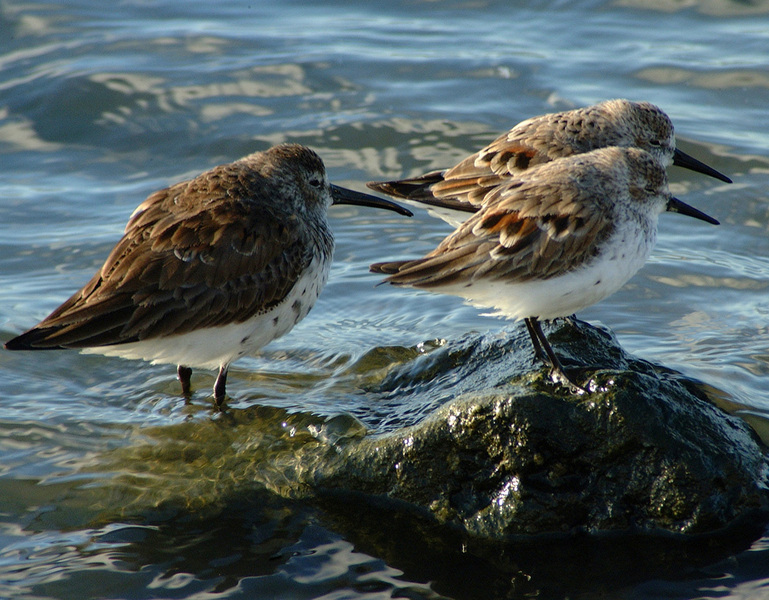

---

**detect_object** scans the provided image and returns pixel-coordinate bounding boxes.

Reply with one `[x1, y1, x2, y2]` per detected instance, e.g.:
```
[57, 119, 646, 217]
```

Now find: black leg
[526, 317, 587, 394]
[524, 317, 546, 362]
[213, 364, 229, 408]
[177, 365, 193, 397]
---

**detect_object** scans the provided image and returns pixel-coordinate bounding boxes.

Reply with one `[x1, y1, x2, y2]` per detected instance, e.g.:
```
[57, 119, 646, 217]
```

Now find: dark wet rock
[98, 319, 767, 545]
[78, 318, 768, 599]
[306, 319, 769, 538]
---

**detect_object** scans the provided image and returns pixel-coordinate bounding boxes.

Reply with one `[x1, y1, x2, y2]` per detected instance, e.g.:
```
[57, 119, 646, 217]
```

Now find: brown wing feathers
[6, 164, 310, 350]
[370, 168, 613, 287]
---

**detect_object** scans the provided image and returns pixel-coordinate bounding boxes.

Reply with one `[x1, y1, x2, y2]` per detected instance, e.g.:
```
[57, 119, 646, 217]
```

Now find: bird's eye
[648, 139, 661, 147]
[645, 185, 657, 195]
[309, 177, 323, 189]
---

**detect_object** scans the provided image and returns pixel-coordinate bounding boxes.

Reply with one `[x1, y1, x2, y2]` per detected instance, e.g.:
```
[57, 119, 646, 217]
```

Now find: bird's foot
[211, 364, 230, 411]
[548, 365, 589, 395]
[177, 365, 193, 401]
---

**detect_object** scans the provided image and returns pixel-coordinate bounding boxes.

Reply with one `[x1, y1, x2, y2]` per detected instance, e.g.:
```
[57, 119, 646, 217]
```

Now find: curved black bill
[331, 184, 413, 217]
[673, 148, 732, 184]
[667, 197, 719, 225]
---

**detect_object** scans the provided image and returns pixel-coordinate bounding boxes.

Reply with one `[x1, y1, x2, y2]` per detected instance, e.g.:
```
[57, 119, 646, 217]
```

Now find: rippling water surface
[2, 1, 769, 598]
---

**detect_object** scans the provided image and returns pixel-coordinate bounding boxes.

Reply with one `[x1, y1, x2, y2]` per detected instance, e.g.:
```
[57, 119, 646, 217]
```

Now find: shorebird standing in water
[367, 99, 731, 226]
[370, 147, 719, 392]
[5, 143, 412, 407]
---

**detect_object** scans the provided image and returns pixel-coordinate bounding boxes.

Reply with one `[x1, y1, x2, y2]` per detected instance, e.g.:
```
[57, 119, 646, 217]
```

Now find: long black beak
[673, 148, 732, 184]
[667, 197, 720, 225]
[331, 184, 413, 217]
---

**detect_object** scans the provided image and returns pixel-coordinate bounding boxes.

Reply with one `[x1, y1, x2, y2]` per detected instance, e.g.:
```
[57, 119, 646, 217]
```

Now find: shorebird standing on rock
[371, 147, 719, 392]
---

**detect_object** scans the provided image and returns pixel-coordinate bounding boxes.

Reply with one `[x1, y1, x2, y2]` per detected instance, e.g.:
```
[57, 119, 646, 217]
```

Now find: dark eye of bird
[648, 139, 661, 147]
[309, 177, 323, 188]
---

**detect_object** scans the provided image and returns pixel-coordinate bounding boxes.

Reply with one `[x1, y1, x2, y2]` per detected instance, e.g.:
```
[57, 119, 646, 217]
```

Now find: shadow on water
[315, 493, 769, 600]
[13, 320, 767, 600]
[29, 479, 765, 600]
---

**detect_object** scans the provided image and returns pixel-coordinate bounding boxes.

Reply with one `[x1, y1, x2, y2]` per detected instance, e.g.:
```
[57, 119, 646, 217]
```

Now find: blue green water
[2, 0, 769, 598]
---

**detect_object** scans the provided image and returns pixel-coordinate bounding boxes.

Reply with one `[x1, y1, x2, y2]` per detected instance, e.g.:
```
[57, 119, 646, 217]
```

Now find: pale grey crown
[623, 146, 671, 209]
[597, 99, 677, 167]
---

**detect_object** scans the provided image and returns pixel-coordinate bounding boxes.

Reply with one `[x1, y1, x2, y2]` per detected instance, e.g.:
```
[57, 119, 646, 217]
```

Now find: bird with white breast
[370, 146, 719, 392]
[5, 143, 412, 407]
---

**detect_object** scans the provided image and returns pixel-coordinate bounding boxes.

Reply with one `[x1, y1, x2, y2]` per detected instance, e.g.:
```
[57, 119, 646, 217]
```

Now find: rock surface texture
[309, 320, 768, 538]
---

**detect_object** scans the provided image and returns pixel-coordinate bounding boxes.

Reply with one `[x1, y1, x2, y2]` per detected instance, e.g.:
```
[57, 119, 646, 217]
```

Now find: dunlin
[368, 99, 730, 226]
[5, 143, 412, 407]
[370, 146, 719, 392]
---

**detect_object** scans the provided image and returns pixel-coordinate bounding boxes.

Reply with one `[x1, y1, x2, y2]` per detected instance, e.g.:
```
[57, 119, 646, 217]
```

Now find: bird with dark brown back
[5, 143, 412, 408]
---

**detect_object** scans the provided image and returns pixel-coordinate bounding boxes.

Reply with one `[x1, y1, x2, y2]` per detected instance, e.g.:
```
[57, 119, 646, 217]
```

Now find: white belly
[83, 256, 331, 369]
[438, 228, 654, 321]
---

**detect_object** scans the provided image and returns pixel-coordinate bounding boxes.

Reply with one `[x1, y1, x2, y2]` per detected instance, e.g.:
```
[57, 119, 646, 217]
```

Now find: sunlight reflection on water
[2, 0, 769, 598]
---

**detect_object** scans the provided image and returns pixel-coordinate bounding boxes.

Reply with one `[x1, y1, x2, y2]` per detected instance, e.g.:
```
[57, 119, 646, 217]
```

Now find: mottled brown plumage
[368, 99, 730, 224]
[23, 162, 314, 346]
[371, 147, 719, 392]
[5, 143, 411, 406]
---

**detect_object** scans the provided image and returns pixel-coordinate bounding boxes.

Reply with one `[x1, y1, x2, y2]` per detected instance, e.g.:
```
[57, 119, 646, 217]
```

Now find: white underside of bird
[436, 224, 655, 322]
[83, 256, 331, 370]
